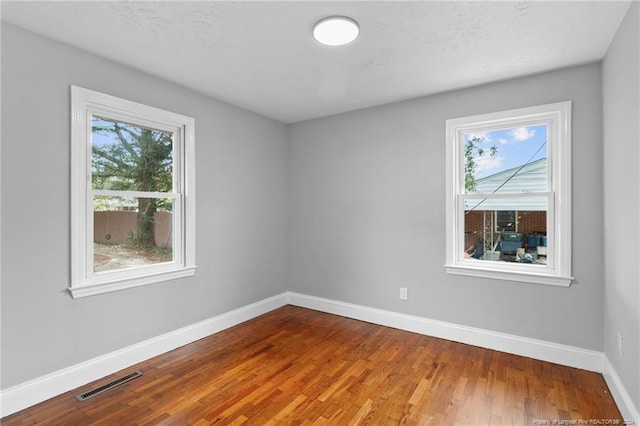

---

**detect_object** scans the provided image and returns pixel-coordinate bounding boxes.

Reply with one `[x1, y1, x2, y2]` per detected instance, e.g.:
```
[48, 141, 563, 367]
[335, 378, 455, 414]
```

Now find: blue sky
[464, 124, 548, 179]
[91, 116, 173, 152]
[92, 117, 122, 146]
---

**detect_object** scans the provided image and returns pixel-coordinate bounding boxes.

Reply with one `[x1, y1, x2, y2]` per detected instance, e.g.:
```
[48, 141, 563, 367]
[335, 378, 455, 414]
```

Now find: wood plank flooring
[2, 305, 622, 425]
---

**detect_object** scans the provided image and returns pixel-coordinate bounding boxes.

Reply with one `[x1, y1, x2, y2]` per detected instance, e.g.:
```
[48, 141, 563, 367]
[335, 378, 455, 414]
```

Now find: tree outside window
[92, 117, 174, 271]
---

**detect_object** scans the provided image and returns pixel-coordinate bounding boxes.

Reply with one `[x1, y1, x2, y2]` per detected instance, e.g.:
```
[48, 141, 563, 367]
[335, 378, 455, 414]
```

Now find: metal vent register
[76, 370, 143, 401]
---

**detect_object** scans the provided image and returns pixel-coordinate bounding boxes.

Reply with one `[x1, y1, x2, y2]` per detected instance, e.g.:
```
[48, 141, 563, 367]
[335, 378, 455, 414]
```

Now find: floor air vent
[76, 370, 143, 401]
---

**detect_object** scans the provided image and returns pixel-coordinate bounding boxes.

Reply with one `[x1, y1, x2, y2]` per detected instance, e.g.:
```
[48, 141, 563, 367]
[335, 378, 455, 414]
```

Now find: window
[70, 86, 196, 298]
[496, 211, 517, 232]
[445, 102, 572, 286]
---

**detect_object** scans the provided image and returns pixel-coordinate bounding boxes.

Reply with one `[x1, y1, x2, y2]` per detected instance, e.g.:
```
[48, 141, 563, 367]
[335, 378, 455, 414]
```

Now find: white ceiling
[1, 1, 632, 123]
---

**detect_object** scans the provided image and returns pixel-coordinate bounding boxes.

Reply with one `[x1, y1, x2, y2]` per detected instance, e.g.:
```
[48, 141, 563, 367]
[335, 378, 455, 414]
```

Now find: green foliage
[92, 118, 172, 192]
[464, 136, 497, 192]
[92, 117, 173, 247]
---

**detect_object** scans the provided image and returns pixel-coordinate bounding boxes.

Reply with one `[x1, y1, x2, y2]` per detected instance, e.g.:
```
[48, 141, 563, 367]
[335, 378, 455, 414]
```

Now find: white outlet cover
[400, 288, 408, 300]
[617, 333, 623, 355]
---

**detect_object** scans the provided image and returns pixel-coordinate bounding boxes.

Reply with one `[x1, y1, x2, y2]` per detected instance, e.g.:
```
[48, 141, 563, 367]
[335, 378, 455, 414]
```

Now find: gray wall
[289, 63, 604, 350]
[2, 6, 638, 406]
[1, 24, 289, 388]
[603, 1, 640, 408]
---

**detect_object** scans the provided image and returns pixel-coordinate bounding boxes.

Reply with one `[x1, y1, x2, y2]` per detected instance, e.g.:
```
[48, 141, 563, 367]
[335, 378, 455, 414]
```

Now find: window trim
[445, 101, 572, 287]
[70, 86, 196, 298]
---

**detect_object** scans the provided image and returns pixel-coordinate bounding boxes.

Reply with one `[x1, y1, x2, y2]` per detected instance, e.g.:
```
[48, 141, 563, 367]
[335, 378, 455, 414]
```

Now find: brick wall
[464, 210, 547, 251]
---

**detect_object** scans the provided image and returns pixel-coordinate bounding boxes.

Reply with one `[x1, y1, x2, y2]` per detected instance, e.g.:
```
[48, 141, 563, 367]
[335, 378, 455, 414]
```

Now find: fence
[94, 211, 172, 248]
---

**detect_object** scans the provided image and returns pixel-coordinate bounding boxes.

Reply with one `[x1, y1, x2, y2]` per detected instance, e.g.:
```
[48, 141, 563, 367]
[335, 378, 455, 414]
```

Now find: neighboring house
[465, 158, 547, 252]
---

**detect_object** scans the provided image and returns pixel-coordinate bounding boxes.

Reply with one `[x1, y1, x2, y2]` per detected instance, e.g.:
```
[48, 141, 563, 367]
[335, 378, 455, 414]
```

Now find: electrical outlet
[617, 332, 623, 356]
[399, 287, 408, 301]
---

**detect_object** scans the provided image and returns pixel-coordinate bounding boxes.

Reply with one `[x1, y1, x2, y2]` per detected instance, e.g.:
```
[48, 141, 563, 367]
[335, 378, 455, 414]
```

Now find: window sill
[445, 263, 573, 287]
[68, 266, 198, 298]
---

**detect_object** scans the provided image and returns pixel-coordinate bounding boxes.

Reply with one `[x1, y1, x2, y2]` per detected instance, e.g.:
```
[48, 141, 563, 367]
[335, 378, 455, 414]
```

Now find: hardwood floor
[2, 305, 622, 425]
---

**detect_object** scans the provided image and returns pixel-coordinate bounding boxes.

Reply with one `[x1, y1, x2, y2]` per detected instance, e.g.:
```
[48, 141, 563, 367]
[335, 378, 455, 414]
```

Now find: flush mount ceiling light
[313, 16, 359, 46]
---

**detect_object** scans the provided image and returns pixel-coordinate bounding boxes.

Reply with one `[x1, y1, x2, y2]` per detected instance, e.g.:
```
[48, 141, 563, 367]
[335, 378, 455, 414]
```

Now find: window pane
[93, 196, 173, 273]
[91, 116, 173, 192]
[495, 211, 516, 232]
[463, 124, 547, 194]
[464, 197, 547, 264]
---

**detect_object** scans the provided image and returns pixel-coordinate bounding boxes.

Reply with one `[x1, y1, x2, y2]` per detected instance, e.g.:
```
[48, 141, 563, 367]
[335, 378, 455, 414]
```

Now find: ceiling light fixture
[313, 16, 359, 46]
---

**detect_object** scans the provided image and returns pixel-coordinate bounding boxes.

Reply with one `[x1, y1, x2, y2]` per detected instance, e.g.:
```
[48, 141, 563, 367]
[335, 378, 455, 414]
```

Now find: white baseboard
[287, 292, 640, 423]
[287, 292, 604, 372]
[0, 293, 288, 418]
[603, 356, 640, 424]
[2, 291, 637, 423]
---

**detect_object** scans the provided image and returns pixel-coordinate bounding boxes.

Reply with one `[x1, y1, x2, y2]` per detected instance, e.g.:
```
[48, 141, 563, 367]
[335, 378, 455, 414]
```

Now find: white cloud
[509, 127, 536, 141]
[466, 132, 491, 142]
[498, 138, 509, 145]
[474, 154, 503, 175]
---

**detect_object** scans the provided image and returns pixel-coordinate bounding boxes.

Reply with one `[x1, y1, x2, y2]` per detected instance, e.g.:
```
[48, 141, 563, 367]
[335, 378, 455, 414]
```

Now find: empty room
[1, 1, 639, 424]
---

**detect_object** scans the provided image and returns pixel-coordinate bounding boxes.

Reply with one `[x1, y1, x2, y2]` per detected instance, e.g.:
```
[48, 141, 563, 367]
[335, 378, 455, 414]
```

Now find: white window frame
[70, 86, 196, 298]
[445, 101, 572, 287]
